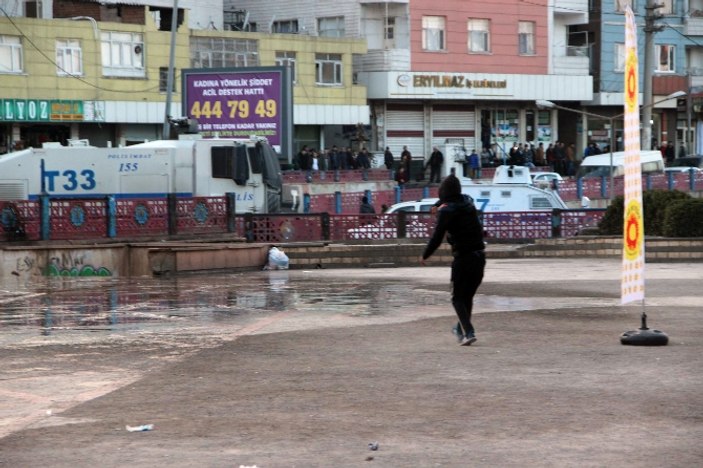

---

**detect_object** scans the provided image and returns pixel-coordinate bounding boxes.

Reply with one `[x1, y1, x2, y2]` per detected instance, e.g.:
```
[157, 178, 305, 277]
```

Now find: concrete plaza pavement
[0, 258, 701, 467]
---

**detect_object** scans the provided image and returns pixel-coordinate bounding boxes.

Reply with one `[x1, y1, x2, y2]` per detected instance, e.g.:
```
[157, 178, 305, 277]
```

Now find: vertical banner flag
[621, 6, 645, 304]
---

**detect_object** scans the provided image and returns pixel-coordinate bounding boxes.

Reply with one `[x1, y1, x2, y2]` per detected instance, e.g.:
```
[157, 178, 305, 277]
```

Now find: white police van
[0, 136, 282, 213]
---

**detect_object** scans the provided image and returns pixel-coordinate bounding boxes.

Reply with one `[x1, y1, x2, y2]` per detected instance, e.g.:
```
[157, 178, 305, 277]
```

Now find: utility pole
[162, 0, 179, 140]
[642, 0, 664, 151]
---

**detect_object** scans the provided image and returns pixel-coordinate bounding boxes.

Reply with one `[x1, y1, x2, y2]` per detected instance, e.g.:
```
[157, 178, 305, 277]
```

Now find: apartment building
[229, 0, 593, 165]
[573, 0, 692, 153]
[0, 0, 368, 159]
[2, 0, 226, 30]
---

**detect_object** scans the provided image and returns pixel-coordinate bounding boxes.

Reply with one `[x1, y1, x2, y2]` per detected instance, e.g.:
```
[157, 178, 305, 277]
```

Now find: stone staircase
[281, 237, 703, 269]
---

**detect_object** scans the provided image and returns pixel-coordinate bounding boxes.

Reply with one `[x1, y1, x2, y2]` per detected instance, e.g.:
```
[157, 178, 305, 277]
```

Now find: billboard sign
[182, 67, 292, 155]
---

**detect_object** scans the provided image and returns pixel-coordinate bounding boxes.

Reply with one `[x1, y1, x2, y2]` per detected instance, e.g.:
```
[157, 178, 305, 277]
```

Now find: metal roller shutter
[432, 108, 476, 155]
[386, 106, 425, 158]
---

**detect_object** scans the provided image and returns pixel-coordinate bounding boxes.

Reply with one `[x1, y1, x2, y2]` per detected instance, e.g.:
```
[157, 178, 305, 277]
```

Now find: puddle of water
[0, 271, 622, 344]
[0, 273, 442, 340]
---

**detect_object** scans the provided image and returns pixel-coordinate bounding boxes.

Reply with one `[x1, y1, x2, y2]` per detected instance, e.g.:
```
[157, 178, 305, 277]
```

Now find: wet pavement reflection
[0, 272, 448, 342]
[0, 266, 625, 347]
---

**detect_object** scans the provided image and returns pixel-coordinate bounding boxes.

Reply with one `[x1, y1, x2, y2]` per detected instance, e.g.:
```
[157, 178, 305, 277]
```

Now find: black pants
[451, 252, 485, 335]
[429, 166, 441, 183]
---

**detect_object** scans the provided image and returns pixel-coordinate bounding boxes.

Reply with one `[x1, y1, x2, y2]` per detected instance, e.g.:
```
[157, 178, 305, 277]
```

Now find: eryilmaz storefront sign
[182, 67, 293, 152]
[410, 75, 507, 89]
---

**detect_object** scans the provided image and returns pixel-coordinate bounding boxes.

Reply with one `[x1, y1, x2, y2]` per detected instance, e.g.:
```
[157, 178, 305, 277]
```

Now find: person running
[420, 174, 486, 346]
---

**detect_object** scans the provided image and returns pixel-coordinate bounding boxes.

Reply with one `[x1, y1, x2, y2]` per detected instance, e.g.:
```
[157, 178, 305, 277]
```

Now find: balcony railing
[553, 54, 590, 76]
[685, 15, 703, 36]
[354, 48, 410, 73]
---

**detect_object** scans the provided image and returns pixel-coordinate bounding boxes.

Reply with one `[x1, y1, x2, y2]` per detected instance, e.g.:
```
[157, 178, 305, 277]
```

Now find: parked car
[531, 172, 563, 182]
[346, 198, 439, 240]
[667, 156, 703, 169]
[384, 198, 439, 214]
[346, 212, 434, 240]
[664, 166, 703, 174]
[530, 172, 564, 188]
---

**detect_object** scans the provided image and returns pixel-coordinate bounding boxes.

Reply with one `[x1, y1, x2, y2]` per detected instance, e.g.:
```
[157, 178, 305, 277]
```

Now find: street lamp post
[536, 100, 620, 201]
[536, 90, 686, 202]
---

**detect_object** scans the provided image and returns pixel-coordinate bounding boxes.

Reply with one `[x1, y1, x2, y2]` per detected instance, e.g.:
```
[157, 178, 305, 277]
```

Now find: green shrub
[598, 195, 625, 235]
[598, 190, 691, 236]
[662, 199, 703, 237]
[644, 190, 691, 235]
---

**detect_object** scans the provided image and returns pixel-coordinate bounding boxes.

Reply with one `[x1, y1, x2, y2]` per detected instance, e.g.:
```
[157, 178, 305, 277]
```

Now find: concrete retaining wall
[0, 242, 269, 281]
[2, 237, 701, 281]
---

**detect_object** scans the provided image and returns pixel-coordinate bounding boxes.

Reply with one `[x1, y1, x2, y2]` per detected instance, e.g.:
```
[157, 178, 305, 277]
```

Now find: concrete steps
[281, 237, 703, 269]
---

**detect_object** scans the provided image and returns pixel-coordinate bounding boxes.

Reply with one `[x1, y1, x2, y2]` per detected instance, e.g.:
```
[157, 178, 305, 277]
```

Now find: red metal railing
[176, 197, 228, 233]
[116, 199, 169, 237]
[49, 199, 108, 240]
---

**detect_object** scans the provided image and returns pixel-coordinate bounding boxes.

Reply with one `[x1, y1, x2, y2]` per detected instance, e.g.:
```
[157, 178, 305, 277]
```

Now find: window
[0, 35, 23, 73]
[614, 43, 625, 72]
[385, 17, 395, 40]
[56, 39, 83, 76]
[657, 0, 673, 15]
[272, 19, 298, 34]
[318, 16, 345, 38]
[518, 21, 535, 55]
[159, 67, 176, 92]
[656, 44, 675, 72]
[468, 19, 490, 53]
[190, 37, 259, 68]
[422, 16, 445, 51]
[315, 53, 342, 85]
[615, 0, 634, 12]
[24, 1, 42, 18]
[101, 31, 144, 77]
[275, 51, 296, 83]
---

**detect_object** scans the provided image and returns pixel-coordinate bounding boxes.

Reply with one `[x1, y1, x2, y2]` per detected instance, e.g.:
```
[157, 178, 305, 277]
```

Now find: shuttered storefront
[385, 103, 425, 158]
[431, 105, 476, 159]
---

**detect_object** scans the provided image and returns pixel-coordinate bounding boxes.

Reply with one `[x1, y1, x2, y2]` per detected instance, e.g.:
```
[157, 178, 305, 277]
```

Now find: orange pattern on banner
[621, 5, 645, 305]
[624, 200, 643, 261]
[625, 51, 638, 114]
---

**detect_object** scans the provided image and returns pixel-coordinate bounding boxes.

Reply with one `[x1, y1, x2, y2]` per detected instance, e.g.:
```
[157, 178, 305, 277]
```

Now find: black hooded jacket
[422, 195, 485, 260]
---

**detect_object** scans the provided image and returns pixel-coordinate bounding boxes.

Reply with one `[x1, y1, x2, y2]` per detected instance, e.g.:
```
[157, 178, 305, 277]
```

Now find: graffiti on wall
[47, 252, 112, 276]
[11, 252, 112, 277]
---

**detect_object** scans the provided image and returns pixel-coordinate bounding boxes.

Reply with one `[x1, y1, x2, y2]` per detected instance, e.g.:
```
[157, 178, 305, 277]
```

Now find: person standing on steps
[426, 146, 444, 183]
[359, 196, 376, 214]
[401, 145, 412, 181]
[420, 174, 486, 346]
[384, 146, 394, 170]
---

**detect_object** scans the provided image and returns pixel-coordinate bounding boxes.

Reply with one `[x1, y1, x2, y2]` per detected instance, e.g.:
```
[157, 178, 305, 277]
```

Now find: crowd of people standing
[291, 144, 437, 187]
[473, 140, 585, 177]
[293, 145, 373, 171]
[291, 138, 607, 183]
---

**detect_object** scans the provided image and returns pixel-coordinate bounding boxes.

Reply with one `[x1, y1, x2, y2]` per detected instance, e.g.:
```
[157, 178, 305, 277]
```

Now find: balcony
[354, 48, 410, 73]
[685, 13, 703, 36]
[554, 0, 588, 24]
[652, 74, 689, 95]
[552, 45, 590, 76]
[688, 68, 703, 88]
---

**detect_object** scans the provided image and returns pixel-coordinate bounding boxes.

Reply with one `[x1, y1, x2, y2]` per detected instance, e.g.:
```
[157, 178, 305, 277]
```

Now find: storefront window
[496, 109, 519, 144]
[537, 110, 552, 142]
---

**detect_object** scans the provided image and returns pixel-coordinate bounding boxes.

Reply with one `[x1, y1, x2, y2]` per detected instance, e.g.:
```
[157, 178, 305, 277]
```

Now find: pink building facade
[410, 0, 548, 75]
[230, 0, 593, 167]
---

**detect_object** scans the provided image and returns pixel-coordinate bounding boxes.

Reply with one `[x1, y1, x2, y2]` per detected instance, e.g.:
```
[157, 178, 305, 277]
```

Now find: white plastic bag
[266, 246, 289, 270]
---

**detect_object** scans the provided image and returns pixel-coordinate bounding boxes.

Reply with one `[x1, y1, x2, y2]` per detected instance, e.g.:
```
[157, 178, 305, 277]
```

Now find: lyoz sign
[182, 67, 293, 157]
[0, 99, 105, 122]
